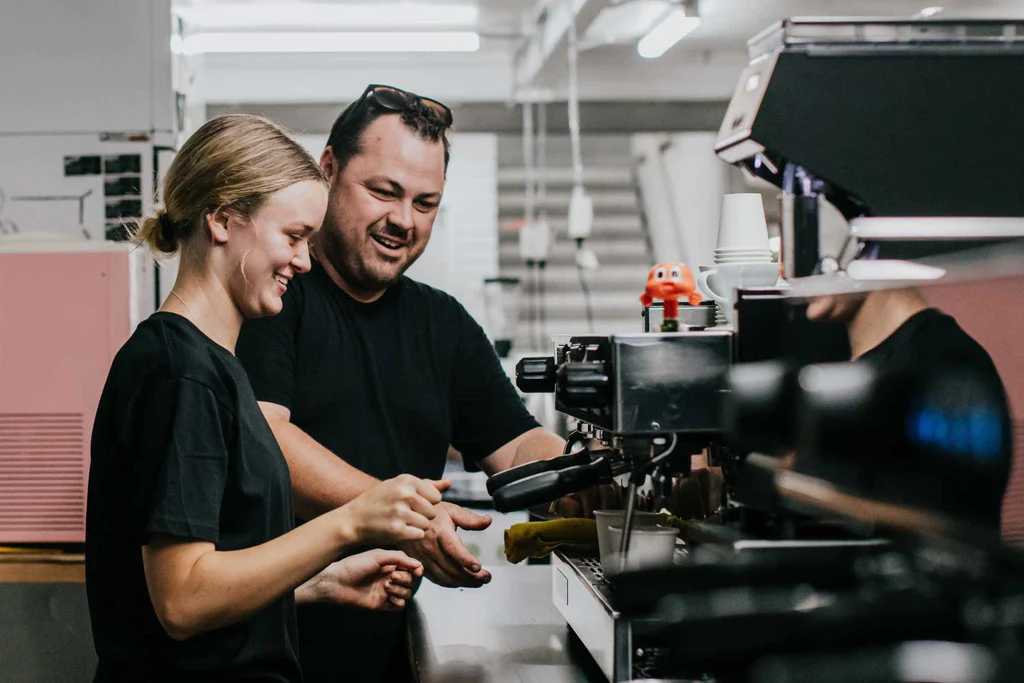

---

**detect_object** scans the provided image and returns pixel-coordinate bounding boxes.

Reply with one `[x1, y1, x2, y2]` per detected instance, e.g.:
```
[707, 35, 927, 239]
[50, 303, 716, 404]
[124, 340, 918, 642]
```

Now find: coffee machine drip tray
[552, 552, 676, 683]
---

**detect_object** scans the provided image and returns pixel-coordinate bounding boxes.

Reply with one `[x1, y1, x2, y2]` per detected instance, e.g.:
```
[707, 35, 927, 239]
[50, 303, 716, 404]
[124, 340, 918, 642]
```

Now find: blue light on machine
[906, 408, 1004, 461]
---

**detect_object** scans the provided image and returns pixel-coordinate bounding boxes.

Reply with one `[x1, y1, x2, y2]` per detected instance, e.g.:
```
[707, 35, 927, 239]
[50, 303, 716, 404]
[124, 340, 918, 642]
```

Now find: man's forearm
[265, 417, 380, 519]
[509, 428, 565, 469]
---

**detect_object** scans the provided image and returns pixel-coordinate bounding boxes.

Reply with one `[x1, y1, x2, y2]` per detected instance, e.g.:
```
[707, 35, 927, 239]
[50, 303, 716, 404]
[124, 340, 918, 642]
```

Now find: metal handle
[484, 448, 591, 495]
[491, 458, 612, 512]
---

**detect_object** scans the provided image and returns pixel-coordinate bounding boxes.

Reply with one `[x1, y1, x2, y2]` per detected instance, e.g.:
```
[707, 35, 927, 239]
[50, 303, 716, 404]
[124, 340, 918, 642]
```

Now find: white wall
[408, 133, 499, 326]
[0, 0, 175, 134]
[633, 134, 682, 263]
[633, 132, 731, 269]
[197, 50, 515, 105]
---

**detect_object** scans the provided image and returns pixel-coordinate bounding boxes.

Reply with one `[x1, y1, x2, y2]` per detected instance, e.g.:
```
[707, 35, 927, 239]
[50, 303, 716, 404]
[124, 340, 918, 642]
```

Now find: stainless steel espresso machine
[499, 328, 734, 681]
[487, 17, 1024, 683]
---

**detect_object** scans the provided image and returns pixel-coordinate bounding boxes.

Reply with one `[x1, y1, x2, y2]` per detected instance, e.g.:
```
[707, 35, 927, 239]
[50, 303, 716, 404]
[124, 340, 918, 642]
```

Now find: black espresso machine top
[715, 18, 1024, 220]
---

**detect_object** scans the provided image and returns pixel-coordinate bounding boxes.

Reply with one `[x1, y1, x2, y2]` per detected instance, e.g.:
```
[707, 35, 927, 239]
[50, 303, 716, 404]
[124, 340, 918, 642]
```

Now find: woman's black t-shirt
[86, 312, 300, 682]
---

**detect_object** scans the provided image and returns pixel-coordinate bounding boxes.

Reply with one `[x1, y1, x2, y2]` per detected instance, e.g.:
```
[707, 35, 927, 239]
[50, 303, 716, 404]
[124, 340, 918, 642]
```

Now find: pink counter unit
[0, 239, 152, 543]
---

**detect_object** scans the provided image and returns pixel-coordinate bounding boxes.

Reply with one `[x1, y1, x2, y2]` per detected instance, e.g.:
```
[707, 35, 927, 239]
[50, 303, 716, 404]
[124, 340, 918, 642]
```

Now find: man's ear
[205, 208, 231, 246]
[320, 147, 336, 179]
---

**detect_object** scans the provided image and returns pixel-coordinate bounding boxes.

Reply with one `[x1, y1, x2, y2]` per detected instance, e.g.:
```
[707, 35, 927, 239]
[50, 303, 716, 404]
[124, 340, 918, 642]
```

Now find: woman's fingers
[369, 550, 422, 574]
[387, 503, 431, 537]
[403, 507, 432, 532]
[386, 580, 414, 600]
[407, 492, 438, 522]
[389, 570, 415, 587]
[417, 478, 449, 505]
[427, 479, 451, 496]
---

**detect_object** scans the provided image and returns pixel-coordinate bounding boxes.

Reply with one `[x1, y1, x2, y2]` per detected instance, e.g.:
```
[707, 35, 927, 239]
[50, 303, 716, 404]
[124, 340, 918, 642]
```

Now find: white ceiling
[637, 0, 1024, 52]
[186, 0, 1024, 105]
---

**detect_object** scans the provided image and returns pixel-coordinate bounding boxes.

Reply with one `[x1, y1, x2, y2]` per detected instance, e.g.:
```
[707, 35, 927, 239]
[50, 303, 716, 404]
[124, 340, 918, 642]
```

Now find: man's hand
[550, 484, 622, 518]
[398, 502, 493, 588]
[296, 549, 423, 611]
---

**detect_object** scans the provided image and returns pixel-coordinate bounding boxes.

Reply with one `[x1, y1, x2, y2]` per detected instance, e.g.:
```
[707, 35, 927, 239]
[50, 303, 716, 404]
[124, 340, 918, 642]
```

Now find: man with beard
[236, 86, 589, 682]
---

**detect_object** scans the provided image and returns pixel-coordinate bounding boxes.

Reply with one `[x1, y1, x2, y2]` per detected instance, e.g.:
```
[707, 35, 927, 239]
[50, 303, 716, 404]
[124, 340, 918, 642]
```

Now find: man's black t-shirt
[857, 308, 1012, 527]
[237, 259, 539, 478]
[86, 312, 300, 683]
[236, 259, 540, 682]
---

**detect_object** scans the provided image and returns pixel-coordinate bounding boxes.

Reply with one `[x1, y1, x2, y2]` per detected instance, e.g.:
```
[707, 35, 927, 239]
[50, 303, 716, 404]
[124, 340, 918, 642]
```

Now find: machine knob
[516, 356, 557, 393]
[557, 361, 610, 407]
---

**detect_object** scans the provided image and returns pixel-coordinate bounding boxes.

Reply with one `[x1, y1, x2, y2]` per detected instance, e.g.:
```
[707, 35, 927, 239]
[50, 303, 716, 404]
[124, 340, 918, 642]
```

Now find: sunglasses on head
[342, 84, 453, 128]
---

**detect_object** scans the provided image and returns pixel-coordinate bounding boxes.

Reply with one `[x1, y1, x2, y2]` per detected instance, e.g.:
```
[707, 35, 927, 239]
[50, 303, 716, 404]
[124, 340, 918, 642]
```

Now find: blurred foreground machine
[487, 17, 1024, 683]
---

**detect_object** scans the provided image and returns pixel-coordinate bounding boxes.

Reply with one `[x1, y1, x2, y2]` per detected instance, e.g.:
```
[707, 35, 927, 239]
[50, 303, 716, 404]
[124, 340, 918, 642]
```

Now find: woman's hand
[338, 474, 449, 545]
[297, 549, 423, 610]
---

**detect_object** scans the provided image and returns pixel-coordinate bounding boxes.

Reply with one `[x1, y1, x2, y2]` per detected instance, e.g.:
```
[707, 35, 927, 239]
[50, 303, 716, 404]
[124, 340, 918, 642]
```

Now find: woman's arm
[143, 475, 445, 640]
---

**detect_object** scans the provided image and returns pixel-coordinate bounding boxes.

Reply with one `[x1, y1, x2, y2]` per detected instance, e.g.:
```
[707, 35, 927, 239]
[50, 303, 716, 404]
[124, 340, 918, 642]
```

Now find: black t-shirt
[236, 259, 539, 480]
[858, 308, 1012, 526]
[86, 312, 300, 683]
[235, 259, 539, 683]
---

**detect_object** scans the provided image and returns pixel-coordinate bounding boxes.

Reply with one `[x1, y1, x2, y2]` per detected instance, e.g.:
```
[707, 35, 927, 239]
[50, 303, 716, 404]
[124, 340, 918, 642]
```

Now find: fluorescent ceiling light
[916, 6, 944, 18]
[175, 3, 479, 30]
[583, 1, 674, 48]
[637, 10, 701, 58]
[181, 31, 481, 55]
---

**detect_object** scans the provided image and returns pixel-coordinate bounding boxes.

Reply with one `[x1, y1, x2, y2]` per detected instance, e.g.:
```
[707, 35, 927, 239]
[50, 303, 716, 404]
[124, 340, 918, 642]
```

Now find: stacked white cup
[698, 193, 780, 326]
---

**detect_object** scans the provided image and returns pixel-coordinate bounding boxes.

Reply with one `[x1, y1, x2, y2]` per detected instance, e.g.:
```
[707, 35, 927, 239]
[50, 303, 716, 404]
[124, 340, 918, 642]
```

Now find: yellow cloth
[504, 519, 598, 564]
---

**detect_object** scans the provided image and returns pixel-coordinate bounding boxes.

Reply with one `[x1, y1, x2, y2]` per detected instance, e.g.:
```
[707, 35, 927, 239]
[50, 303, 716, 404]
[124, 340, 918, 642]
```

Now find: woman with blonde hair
[86, 114, 445, 682]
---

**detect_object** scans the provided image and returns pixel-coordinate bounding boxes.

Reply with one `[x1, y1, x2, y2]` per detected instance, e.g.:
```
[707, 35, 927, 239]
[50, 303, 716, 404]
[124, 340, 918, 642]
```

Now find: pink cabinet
[0, 242, 151, 542]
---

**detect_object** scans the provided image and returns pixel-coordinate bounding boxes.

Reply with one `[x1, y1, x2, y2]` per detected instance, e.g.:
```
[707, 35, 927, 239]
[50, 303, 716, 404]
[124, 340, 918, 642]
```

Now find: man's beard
[318, 217, 417, 294]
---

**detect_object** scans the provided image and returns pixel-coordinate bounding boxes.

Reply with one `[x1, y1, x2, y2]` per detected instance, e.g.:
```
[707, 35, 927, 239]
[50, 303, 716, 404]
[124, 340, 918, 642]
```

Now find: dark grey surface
[0, 583, 96, 682]
[408, 565, 596, 683]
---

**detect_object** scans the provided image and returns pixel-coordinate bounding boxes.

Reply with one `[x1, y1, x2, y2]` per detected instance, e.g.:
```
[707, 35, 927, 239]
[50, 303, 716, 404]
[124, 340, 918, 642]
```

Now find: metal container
[642, 301, 717, 332]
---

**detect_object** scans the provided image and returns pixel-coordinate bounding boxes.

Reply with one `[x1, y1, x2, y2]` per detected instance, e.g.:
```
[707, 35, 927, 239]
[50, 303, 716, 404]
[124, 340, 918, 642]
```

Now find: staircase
[497, 134, 654, 350]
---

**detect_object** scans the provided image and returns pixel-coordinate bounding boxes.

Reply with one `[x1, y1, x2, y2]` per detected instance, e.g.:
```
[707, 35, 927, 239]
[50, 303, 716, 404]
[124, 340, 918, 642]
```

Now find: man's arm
[260, 401, 379, 520]
[476, 426, 565, 475]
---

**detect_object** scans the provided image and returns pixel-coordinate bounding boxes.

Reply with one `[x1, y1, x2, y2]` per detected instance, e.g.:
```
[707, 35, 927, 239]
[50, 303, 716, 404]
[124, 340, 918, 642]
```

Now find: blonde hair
[133, 114, 327, 260]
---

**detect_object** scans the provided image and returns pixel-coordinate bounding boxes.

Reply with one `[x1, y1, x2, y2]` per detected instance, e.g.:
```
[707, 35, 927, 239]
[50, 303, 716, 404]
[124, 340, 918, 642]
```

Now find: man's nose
[389, 201, 416, 233]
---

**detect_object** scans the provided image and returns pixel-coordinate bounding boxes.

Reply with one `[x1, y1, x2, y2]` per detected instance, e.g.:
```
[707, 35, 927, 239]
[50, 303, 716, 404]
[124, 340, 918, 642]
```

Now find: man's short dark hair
[325, 96, 451, 176]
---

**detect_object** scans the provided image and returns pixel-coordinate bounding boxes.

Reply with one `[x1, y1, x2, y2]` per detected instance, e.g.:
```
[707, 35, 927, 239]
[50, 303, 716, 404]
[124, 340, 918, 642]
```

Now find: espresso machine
[486, 17, 1024, 683]
[493, 327, 735, 682]
[716, 17, 1024, 278]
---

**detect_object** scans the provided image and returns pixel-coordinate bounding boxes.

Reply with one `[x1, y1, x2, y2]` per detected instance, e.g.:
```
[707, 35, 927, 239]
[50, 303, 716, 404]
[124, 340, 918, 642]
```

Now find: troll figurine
[640, 262, 702, 332]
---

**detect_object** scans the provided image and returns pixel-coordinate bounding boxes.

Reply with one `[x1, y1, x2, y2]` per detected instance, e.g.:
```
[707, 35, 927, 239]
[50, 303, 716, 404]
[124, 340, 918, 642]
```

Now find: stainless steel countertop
[408, 565, 597, 683]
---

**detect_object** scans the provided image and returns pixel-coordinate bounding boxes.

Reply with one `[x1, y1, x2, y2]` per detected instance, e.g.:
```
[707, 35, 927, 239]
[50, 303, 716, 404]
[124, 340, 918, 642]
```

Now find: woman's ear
[205, 208, 231, 245]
